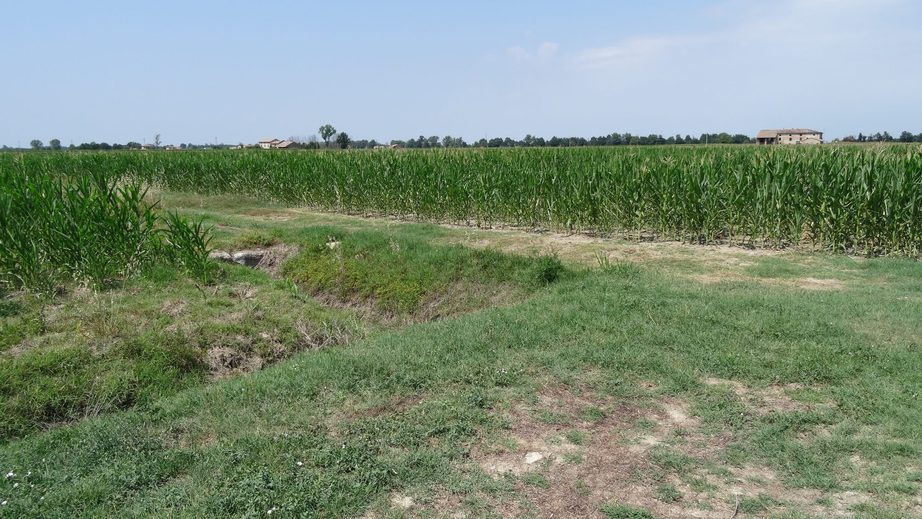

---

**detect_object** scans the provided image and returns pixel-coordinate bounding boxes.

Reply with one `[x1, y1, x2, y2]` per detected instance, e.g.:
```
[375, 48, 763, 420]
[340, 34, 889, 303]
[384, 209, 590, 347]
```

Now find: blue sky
[2, 0, 920, 145]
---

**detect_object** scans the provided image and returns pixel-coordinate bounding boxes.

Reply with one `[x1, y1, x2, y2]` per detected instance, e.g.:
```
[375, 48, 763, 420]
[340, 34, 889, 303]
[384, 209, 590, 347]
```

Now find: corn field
[0, 161, 213, 292]
[2, 144, 922, 256]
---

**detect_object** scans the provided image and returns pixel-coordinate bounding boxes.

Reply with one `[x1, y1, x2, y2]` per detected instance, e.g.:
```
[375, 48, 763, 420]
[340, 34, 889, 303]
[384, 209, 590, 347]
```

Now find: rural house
[258, 138, 299, 150]
[756, 129, 824, 145]
[258, 138, 282, 149]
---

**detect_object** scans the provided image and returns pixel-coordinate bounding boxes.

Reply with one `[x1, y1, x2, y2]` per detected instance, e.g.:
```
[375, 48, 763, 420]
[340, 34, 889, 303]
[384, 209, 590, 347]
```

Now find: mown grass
[1, 236, 919, 517]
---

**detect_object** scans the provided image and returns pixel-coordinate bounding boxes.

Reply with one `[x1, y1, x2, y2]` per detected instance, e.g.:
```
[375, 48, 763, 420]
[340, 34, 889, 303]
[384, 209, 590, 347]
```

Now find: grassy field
[1, 188, 920, 518]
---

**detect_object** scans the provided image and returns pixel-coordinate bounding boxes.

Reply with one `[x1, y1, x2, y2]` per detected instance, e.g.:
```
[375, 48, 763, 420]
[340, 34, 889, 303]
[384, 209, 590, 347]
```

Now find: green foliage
[738, 494, 779, 513]
[281, 228, 564, 317]
[160, 212, 217, 283]
[0, 338, 204, 439]
[0, 164, 215, 292]
[655, 484, 682, 503]
[601, 501, 657, 519]
[7, 145, 920, 254]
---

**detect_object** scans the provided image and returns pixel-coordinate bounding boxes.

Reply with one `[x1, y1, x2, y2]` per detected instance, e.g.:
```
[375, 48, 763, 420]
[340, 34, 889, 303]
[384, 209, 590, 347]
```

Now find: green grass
[0, 222, 565, 440]
[655, 484, 682, 503]
[280, 227, 564, 318]
[1, 192, 920, 517]
[0, 263, 358, 440]
[601, 501, 656, 519]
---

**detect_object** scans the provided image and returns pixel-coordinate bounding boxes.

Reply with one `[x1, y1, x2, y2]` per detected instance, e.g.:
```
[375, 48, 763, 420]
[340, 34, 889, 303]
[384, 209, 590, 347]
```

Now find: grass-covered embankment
[1, 193, 921, 517]
[1, 219, 565, 441]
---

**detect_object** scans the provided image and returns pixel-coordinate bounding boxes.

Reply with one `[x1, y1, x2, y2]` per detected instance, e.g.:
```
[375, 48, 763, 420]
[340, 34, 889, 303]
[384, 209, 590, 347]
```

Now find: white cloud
[574, 36, 691, 70]
[505, 41, 559, 62]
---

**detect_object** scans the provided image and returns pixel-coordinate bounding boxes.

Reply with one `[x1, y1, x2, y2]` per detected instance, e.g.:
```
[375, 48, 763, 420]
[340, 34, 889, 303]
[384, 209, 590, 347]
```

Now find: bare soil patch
[703, 377, 814, 416]
[392, 385, 895, 518]
[787, 276, 846, 291]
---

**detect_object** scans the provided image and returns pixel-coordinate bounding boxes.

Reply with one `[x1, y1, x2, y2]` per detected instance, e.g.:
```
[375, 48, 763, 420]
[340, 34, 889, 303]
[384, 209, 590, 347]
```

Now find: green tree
[319, 124, 336, 147]
[336, 132, 351, 149]
[30, 139, 43, 150]
[49, 139, 62, 150]
[153, 133, 161, 148]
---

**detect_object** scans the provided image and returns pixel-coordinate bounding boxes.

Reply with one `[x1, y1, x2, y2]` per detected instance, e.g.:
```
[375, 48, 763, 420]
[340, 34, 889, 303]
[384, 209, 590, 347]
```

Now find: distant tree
[153, 134, 161, 148]
[49, 138, 61, 150]
[319, 124, 336, 147]
[30, 139, 43, 150]
[336, 132, 351, 149]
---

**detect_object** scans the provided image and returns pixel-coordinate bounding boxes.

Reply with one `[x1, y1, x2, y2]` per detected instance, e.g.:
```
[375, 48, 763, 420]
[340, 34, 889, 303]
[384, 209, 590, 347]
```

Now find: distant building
[756, 129, 824, 145]
[258, 138, 282, 149]
[258, 138, 299, 150]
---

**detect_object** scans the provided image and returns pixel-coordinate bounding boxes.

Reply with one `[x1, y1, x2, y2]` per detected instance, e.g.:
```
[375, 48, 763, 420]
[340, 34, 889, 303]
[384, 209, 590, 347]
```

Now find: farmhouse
[258, 138, 282, 149]
[756, 129, 824, 145]
[275, 140, 298, 149]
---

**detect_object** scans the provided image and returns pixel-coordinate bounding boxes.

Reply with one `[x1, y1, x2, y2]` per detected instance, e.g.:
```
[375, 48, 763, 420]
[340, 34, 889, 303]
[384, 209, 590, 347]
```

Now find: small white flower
[1, 500, 7, 506]
[296, 461, 303, 467]
[12, 483, 17, 488]
[4, 472, 12, 479]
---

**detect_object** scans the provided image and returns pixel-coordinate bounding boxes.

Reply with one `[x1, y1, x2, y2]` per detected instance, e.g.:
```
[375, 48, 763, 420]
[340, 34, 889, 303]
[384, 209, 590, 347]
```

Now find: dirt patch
[417, 281, 526, 323]
[346, 394, 426, 420]
[297, 280, 527, 328]
[205, 346, 264, 378]
[256, 243, 299, 276]
[703, 377, 813, 416]
[390, 387, 892, 519]
[209, 244, 299, 276]
[160, 299, 187, 317]
[787, 277, 846, 291]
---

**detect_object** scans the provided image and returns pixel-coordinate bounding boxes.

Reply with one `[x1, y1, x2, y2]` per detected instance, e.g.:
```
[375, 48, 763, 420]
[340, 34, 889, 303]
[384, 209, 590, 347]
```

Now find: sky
[1, 0, 921, 146]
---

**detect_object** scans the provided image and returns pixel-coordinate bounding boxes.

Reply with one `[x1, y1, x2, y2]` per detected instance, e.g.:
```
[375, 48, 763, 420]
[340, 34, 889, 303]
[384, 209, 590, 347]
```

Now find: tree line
[7, 129, 922, 152]
[837, 131, 922, 143]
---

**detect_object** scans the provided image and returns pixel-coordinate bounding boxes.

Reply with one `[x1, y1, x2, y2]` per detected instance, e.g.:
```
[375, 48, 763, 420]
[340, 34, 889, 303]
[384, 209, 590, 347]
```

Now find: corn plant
[0, 157, 216, 293]
[3, 144, 921, 256]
